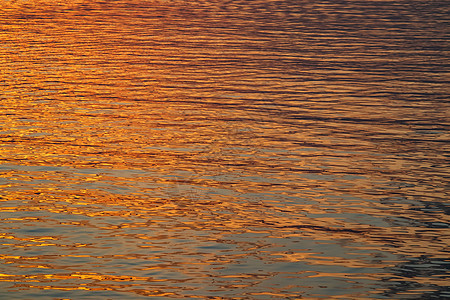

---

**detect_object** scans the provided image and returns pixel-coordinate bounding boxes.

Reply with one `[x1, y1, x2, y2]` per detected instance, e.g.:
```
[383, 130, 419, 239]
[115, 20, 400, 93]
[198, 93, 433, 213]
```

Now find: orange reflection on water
[1, 0, 449, 298]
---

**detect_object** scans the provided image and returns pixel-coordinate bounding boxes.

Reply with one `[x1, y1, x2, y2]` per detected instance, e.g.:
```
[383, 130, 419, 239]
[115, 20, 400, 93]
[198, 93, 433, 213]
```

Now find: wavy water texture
[0, 0, 449, 299]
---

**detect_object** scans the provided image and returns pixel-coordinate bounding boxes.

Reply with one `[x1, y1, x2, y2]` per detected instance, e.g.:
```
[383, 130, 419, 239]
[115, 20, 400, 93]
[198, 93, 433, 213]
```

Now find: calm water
[0, 0, 449, 298]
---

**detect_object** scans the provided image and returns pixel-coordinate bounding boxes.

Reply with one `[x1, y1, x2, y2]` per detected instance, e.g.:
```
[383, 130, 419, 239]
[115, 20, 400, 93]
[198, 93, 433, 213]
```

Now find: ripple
[1, 0, 449, 298]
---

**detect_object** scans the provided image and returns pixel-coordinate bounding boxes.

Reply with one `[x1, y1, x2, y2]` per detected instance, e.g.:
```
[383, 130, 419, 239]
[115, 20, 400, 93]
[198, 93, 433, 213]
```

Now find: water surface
[0, 0, 449, 298]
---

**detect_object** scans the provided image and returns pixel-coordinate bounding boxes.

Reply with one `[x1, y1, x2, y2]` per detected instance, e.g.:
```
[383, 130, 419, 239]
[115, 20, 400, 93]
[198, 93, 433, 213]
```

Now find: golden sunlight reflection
[1, 0, 449, 299]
